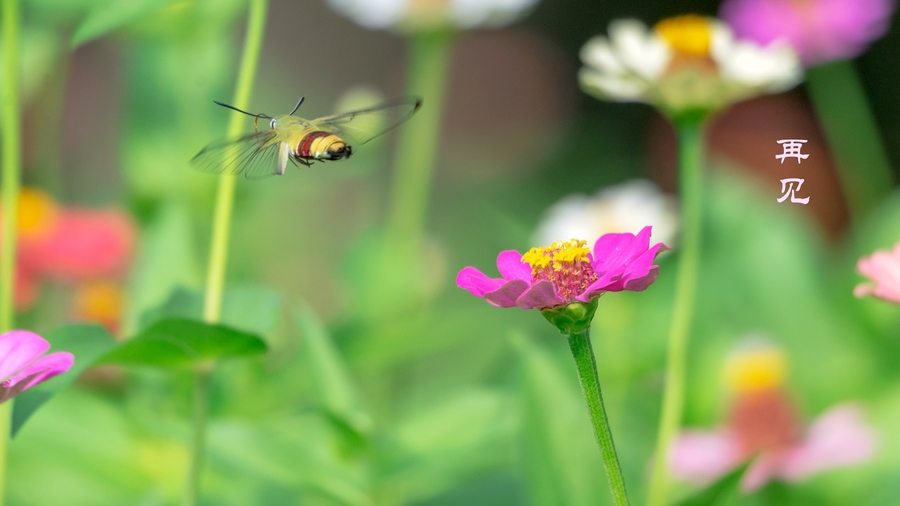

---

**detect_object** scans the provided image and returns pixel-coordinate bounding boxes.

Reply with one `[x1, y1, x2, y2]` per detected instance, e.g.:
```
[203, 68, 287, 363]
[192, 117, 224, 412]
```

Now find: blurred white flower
[533, 180, 679, 249]
[327, 0, 539, 32]
[579, 15, 802, 116]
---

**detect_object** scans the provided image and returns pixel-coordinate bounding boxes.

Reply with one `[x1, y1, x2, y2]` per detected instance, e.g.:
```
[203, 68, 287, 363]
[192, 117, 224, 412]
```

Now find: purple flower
[720, 0, 895, 66]
[457, 226, 669, 309]
[0, 330, 74, 403]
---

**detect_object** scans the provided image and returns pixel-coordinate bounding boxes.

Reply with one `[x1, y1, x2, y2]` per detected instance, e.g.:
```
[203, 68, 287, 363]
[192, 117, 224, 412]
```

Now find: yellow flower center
[521, 239, 598, 302]
[16, 188, 59, 240]
[72, 281, 124, 331]
[724, 345, 788, 394]
[654, 15, 712, 56]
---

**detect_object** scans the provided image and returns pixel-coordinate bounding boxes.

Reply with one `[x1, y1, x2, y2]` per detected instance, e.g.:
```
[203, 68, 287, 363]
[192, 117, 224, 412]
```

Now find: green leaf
[674, 464, 748, 506]
[71, 0, 179, 47]
[294, 304, 372, 435]
[12, 324, 119, 437]
[97, 317, 266, 369]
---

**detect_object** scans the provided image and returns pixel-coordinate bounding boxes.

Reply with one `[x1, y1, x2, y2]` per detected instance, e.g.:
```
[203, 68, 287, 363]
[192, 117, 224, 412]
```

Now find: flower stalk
[384, 30, 454, 255]
[189, 0, 268, 504]
[0, 0, 22, 501]
[806, 61, 894, 221]
[647, 118, 705, 506]
[562, 318, 630, 506]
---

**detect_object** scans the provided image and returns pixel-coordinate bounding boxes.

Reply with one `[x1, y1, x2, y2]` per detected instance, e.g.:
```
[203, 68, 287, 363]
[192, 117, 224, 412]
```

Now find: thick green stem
[647, 120, 704, 506]
[567, 328, 630, 506]
[384, 31, 454, 254]
[1, 0, 21, 333]
[0, 0, 22, 502]
[202, 0, 268, 324]
[806, 61, 895, 221]
[188, 0, 268, 504]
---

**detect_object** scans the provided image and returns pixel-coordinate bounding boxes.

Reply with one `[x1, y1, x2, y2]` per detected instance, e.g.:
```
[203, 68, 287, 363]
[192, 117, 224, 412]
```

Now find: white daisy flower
[579, 15, 802, 116]
[533, 180, 680, 249]
[327, 0, 540, 32]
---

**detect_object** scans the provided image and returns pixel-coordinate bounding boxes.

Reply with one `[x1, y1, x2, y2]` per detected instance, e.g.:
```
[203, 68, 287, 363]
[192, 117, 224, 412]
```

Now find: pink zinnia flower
[669, 341, 876, 492]
[720, 0, 895, 66]
[854, 242, 900, 304]
[456, 226, 669, 309]
[0, 330, 74, 403]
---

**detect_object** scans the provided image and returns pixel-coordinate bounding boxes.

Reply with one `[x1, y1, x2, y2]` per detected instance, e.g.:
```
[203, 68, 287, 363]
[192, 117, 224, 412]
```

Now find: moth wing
[190, 129, 285, 180]
[309, 96, 421, 147]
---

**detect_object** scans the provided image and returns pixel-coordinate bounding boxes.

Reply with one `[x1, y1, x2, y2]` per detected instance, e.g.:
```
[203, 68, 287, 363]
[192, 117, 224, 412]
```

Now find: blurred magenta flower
[0, 330, 74, 403]
[579, 15, 802, 116]
[1, 188, 136, 310]
[854, 242, 900, 304]
[720, 0, 895, 66]
[669, 341, 876, 492]
[457, 226, 668, 310]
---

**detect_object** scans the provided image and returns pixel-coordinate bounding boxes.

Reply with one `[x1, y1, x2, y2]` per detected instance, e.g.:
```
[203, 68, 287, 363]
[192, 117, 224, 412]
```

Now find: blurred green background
[7, 0, 900, 504]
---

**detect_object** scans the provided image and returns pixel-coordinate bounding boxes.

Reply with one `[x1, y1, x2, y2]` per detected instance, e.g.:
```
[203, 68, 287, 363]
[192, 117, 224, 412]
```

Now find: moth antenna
[213, 100, 271, 119]
[289, 97, 305, 116]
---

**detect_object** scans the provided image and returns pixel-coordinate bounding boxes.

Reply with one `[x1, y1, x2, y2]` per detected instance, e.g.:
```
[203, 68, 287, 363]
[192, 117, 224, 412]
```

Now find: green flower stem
[1, 0, 21, 334]
[384, 30, 454, 254]
[567, 328, 630, 506]
[806, 61, 895, 221]
[189, 0, 268, 504]
[0, 0, 22, 502]
[647, 119, 704, 506]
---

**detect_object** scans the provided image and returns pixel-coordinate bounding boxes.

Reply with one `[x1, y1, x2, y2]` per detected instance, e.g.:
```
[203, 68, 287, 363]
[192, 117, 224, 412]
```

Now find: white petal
[580, 36, 625, 75]
[609, 19, 670, 80]
[579, 68, 649, 102]
[327, 0, 406, 29]
[712, 23, 802, 92]
[452, 0, 538, 28]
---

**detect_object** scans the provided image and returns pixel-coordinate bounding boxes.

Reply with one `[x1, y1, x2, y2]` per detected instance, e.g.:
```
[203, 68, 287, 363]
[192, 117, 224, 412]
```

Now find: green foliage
[98, 318, 266, 369]
[71, 0, 180, 47]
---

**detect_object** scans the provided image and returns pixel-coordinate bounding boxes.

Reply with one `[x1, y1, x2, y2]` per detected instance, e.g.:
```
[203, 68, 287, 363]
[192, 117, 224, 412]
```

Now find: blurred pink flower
[0, 330, 74, 403]
[457, 226, 668, 309]
[720, 0, 895, 66]
[20, 208, 136, 282]
[1, 188, 136, 311]
[854, 242, 900, 304]
[670, 342, 876, 492]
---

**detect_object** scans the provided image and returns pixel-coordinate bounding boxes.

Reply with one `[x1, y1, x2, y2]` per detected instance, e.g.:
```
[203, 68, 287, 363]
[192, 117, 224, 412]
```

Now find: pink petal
[0, 331, 50, 381]
[21, 209, 136, 281]
[855, 244, 900, 303]
[741, 451, 787, 492]
[779, 404, 876, 482]
[484, 279, 530, 308]
[0, 351, 74, 403]
[457, 266, 505, 297]
[496, 251, 531, 281]
[669, 428, 744, 484]
[590, 226, 653, 278]
[515, 280, 562, 309]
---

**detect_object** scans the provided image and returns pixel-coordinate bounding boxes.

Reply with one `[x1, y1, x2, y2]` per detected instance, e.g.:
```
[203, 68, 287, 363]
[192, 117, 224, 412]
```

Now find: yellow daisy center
[724, 345, 788, 394]
[521, 239, 598, 302]
[654, 15, 712, 56]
